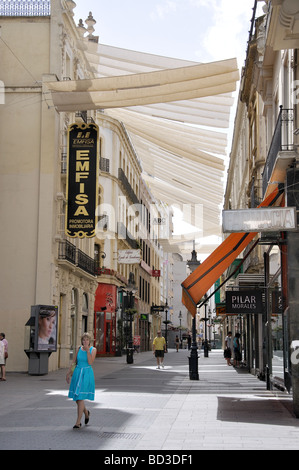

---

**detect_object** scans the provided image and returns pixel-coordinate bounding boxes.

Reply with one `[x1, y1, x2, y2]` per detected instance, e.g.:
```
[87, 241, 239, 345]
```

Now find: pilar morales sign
[65, 123, 99, 238]
[226, 290, 263, 314]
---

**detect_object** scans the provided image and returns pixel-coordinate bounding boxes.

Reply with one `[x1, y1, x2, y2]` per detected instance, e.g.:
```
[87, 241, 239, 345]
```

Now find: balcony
[262, 107, 296, 198]
[58, 240, 95, 276]
[77, 249, 96, 275]
[117, 222, 139, 250]
[118, 168, 139, 205]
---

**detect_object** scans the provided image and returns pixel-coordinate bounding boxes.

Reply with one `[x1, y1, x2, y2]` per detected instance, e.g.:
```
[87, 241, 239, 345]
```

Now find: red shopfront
[94, 283, 117, 356]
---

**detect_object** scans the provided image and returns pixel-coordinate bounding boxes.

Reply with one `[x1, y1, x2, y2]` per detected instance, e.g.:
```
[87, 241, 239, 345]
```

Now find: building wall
[0, 2, 98, 371]
[224, 0, 299, 386]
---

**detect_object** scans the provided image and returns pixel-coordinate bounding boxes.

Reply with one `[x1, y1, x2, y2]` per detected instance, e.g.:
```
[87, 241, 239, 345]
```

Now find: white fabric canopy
[49, 58, 238, 113]
[47, 40, 239, 249]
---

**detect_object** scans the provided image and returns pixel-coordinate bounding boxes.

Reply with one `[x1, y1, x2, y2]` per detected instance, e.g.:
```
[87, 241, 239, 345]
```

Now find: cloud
[150, 0, 178, 20]
[194, 0, 257, 64]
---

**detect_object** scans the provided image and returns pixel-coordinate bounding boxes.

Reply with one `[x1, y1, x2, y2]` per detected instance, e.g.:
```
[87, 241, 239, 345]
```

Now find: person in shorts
[224, 331, 232, 366]
[153, 331, 166, 369]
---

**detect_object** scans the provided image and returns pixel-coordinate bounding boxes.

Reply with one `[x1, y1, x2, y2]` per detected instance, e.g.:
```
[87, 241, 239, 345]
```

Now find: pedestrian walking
[153, 331, 166, 369]
[175, 335, 180, 352]
[224, 331, 232, 366]
[66, 332, 96, 429]
[233, 333, 242, 367]
[0, 333, 8, 381]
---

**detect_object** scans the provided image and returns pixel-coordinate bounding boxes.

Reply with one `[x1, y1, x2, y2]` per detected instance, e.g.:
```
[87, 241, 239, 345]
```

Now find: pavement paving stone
[0, 348, 298, 452]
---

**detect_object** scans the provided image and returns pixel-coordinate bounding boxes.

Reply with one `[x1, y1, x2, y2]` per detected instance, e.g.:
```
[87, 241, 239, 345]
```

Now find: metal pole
[204, 303, 209, 357]
[189, 316, 199, 380]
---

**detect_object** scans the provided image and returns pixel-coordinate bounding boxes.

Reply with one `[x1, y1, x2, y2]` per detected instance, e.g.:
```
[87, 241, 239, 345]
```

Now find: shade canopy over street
[47, 41, 239, 244]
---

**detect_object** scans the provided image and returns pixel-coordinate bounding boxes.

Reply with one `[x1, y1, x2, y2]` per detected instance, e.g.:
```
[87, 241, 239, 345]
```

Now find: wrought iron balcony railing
[262, 107, 295, 196]
[58, 240, 77, 265]
[58, 240, 95, 276]
[77, 249, 95, 275]
[117, 222, 139, 249]
[118, 168, 139, 205]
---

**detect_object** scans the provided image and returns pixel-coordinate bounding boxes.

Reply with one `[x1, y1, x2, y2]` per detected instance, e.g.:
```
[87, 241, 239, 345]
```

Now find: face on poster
[37, 306, 58, 351]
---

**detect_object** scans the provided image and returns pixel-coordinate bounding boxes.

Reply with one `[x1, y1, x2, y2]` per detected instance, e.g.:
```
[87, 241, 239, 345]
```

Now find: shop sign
[226, 290, 263, 314]
[118, 249, 141, 264]
[272, 290, 283, 314]
[152, 269, 161, 277]
[65, 123, 99, 238]
[222, 207, 297, 233]
[216, 303, 226, 316]
[151, 305, 165, 312]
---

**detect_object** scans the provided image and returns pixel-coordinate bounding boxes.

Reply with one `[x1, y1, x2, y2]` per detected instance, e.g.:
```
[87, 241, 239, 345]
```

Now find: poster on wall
[65, 123, 99, 238]
[35, 305, 58, 352]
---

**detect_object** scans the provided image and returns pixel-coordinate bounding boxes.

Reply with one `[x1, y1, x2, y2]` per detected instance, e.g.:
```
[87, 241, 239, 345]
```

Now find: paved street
[0, 348, 298, 451]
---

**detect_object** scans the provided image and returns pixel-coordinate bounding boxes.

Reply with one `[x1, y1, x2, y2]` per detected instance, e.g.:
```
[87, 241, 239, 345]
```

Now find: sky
[73, 0, 263, 67]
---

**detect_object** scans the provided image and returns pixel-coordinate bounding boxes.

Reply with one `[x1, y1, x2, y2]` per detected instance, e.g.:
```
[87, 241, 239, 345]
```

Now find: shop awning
[181, 185, 285, 317]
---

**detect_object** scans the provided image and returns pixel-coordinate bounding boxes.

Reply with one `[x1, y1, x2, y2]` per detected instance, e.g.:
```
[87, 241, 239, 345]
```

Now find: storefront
[94, 283, 117, 356]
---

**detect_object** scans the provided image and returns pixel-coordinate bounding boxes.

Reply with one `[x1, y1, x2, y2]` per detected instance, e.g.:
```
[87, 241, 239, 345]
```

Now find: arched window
[82, 293, 89, 333]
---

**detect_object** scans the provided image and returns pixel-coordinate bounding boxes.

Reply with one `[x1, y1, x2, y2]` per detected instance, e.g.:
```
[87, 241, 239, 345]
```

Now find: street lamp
[124, 272, 137, 364]
[186, 242, 201, 380]
[203, 297, 209, 358]
[178, 311, 182, 349]
[162, 301, 171, 352]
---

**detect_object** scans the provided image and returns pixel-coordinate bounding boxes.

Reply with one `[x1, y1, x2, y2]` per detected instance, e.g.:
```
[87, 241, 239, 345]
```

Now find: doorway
[95, 310, 116, 356]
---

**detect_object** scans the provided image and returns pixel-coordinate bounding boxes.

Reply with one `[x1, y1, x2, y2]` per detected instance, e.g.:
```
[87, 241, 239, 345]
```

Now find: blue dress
[68, 347, 95, 401]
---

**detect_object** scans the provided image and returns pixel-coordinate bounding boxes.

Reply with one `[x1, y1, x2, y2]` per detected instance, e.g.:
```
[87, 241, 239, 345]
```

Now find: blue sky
[74, 0, 263, 68]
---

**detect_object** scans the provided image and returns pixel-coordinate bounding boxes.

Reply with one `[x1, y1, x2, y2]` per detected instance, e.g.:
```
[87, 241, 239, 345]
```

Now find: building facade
[224, 0, 299, 414]
[0, 0, 172, 372]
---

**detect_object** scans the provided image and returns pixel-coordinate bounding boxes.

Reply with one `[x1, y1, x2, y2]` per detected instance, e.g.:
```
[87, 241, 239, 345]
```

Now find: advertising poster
[37, 305, 58, 352]
[65, 122, 99, 238]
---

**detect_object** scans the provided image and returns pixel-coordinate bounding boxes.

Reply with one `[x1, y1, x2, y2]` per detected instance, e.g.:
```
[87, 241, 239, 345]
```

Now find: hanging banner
[65, 123, 99, 238]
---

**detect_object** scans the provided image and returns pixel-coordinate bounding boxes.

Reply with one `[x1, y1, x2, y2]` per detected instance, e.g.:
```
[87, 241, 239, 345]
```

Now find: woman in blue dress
[66, 333, 96, 429]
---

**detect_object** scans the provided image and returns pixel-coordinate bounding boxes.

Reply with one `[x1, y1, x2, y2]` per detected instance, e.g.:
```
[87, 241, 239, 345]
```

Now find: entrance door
[95, 310, 116, 356]
[94, 283, 117, 356]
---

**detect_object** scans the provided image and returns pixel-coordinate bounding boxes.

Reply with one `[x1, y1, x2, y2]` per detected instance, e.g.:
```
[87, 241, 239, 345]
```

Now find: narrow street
[0, 348, 297, 451]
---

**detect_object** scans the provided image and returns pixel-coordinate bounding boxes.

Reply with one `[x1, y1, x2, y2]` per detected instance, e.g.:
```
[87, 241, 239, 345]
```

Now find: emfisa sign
[65, 123, 99, 238]
[226, 290, 263, 314]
